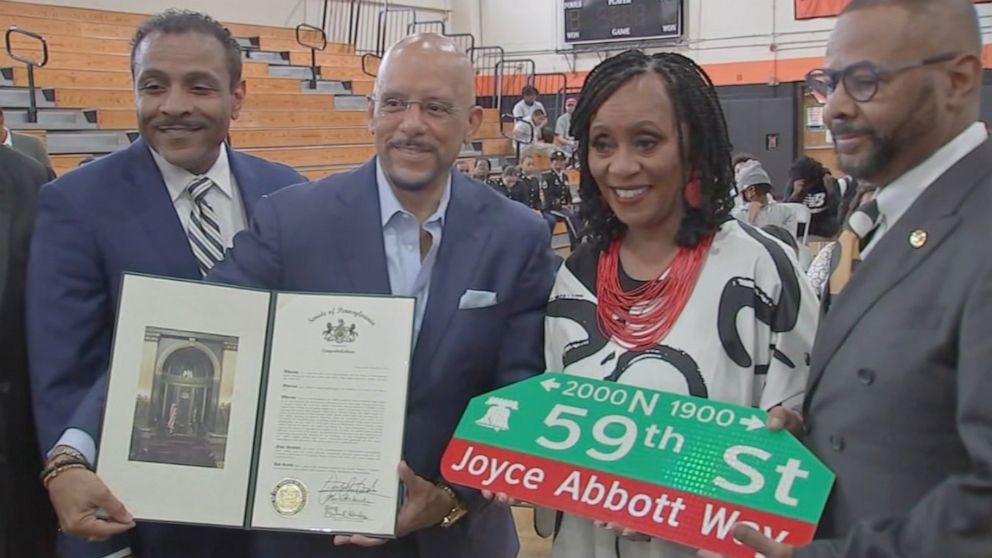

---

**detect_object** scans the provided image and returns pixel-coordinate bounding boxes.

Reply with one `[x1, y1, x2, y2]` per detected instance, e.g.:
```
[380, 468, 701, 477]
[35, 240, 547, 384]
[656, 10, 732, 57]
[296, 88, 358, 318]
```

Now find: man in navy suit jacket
[26, 11, 304, 558]
[207, 34, 556, 558]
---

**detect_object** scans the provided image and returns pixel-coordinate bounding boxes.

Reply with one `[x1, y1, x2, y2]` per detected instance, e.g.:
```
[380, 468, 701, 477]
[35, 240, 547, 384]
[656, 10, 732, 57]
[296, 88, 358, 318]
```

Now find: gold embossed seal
[271, 479, 307, 517]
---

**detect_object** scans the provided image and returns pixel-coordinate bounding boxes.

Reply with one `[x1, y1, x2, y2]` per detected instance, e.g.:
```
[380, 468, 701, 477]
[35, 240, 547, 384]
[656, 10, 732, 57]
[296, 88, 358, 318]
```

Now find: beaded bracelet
[49, 445, 88, 465]
[42, 462, 89, 489]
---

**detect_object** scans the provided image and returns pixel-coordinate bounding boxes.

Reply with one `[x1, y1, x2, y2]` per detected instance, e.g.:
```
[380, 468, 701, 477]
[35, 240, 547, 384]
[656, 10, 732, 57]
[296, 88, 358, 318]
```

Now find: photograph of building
[129, 327, 239, 469]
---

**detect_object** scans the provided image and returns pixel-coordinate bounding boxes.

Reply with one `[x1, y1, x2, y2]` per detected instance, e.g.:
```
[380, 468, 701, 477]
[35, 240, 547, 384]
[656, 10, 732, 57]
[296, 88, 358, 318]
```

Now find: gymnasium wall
[473, 0, 992, 85]
[19, 0, 450, 29]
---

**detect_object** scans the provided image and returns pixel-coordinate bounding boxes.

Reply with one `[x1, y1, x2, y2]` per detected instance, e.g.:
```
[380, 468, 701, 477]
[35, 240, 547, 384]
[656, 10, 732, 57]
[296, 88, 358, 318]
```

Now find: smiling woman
[541, 50, 821, 558]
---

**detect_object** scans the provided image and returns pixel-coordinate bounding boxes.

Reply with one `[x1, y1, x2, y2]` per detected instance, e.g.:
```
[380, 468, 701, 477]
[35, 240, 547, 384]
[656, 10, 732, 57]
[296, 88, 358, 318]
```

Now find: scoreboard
[563, 0, 683, 45]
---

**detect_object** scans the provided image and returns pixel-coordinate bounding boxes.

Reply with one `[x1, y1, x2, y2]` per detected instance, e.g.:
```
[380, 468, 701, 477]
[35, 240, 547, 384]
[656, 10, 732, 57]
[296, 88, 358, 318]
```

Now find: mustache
[151, 117, 208, 129]
[828, 121, 874, 137]
[387, 139, 436, 152]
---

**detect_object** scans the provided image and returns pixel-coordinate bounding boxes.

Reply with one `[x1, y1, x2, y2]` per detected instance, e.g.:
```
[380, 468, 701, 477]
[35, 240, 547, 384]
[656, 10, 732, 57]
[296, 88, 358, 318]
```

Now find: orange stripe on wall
[795, 0, 848, 19]
[477, 48, 992, 94]
[796, 0, 992, 20]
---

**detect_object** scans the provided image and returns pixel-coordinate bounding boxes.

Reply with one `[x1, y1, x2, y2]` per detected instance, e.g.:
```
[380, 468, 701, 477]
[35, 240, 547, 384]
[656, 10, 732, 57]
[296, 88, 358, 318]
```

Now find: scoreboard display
[563, 0, 683, 45]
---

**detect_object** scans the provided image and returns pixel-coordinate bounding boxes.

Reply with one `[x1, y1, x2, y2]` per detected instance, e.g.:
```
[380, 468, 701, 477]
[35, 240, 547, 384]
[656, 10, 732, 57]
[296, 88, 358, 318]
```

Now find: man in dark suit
[0, 112, 53, 171]
[0, 146, 57, 558]
[26, 10, 304, 558]
[208, 33, 556, 558]
[705, 1, 992, 557]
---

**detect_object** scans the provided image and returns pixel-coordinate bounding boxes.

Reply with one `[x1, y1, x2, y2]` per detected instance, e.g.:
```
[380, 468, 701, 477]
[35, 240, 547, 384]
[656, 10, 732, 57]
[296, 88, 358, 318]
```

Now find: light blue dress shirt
[376, 160, 451, 339]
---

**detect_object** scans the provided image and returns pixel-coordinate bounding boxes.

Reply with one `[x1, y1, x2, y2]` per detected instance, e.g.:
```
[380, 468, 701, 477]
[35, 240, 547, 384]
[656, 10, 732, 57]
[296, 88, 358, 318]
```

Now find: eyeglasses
[805, 52, 959, 103]
[368, 96, 461, 119]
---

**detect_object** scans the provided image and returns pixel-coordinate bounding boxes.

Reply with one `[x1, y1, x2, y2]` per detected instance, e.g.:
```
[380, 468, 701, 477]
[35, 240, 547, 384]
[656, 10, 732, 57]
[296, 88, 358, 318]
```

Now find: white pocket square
[459, 289, 498, 309]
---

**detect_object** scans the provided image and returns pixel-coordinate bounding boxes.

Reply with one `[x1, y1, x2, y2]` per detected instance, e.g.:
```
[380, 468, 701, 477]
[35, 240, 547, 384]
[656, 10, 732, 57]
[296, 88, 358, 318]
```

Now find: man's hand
[47, 468, 135, 541]
[481, 489, 520, 506]
[697, 524, 794, 558]
[747, 201, 765, 224]
[767, 406, 804, 437]
[333, 462, 455, 547]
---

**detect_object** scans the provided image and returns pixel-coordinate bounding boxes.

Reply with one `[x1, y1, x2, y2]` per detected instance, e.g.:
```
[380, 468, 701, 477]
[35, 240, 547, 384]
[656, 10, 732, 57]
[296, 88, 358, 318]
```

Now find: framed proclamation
[96, 274, 415, 537]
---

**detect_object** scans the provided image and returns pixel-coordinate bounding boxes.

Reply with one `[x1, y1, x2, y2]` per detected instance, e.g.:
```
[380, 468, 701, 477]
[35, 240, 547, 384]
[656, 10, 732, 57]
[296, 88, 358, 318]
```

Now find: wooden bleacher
[0, 0, 513, 179]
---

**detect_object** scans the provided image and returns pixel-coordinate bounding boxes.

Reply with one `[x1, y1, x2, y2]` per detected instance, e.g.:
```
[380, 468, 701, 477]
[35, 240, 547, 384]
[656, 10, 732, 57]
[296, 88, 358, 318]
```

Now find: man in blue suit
[208, 34, 556, 557]
[26, 10, 304, 558]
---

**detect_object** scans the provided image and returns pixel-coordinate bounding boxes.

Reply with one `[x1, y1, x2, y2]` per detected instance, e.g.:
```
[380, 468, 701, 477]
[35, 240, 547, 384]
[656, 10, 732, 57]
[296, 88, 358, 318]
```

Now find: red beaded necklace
[596, 234, 714, 351]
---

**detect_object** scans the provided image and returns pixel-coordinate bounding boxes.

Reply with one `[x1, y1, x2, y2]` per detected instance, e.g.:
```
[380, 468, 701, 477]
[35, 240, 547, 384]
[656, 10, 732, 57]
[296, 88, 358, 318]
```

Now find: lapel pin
[909, 229, 928, 249]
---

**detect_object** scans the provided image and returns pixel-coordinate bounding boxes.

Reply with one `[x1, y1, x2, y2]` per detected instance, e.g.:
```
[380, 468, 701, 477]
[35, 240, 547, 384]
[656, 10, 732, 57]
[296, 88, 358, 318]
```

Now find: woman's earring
[685, 171, 703, 209]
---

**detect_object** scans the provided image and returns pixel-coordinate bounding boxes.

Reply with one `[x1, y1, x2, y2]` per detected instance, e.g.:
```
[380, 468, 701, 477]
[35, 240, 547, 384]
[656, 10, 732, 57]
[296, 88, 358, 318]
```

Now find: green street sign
[441, 374, 834, 558]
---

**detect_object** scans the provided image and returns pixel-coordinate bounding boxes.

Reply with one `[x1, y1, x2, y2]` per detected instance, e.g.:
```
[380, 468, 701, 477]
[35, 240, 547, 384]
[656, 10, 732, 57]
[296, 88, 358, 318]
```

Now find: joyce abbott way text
[96, 274, 415, 537]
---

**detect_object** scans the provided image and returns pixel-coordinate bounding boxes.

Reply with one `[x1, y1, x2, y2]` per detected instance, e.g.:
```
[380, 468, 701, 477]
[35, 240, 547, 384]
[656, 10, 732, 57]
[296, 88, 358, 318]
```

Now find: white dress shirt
[55, 145, 248, 465]
[149, 145, 247, 249]
[1, 126, 11, 147]
[376, 160, 451, 339]
[862, 122, 988, 258]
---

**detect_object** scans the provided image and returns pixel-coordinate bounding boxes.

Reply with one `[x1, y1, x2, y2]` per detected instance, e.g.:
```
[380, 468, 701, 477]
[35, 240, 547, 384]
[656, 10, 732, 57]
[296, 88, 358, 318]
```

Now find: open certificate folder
[96, 274, 415, 537]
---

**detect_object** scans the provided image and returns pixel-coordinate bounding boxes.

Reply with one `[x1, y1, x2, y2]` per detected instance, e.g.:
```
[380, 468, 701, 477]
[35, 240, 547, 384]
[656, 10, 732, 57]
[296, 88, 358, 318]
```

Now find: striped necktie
[828, 198, 882, 298]
[186, 176, 224, 276]
[847, 198, 882, 252]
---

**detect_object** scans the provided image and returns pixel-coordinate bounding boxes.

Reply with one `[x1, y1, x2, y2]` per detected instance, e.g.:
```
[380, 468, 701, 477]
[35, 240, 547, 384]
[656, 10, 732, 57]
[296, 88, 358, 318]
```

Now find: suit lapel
[0, 176, 11, 301]
[807, 139, 992, 396]
[229, 146, 273, 218]
[337, 160, 391, 294]
[413, 174, 492, 375]
[120, 139, 200, 279]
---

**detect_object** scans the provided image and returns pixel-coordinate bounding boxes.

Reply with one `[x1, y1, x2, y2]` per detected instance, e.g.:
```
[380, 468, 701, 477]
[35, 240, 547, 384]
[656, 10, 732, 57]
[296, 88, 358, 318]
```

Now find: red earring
[684, 170, 703, 209]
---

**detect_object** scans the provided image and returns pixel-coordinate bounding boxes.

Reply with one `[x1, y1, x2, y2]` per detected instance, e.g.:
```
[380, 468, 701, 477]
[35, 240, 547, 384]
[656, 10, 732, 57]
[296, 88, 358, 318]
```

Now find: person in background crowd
[710, 1, 992, 557]
[514, 108, 549, 146]
[541, 149, 582, 248]
[787, 156, 840, 239]
[732, 159, 797, 232]
[455, 160, 470, 174]
[0, 111, 53, 172]
[0, 146, 58, 558]
[471, 157, 492, 182]
[730, 152, 758, 208]
[511, 155, 544, 211]
[27, 11, 305, 558]
[732, 152, 757, 181]
[490, 164, 518, 198]
[511, 49, 817, 558]
[554, 97, 578, 159]
[512, 84, 545, 121]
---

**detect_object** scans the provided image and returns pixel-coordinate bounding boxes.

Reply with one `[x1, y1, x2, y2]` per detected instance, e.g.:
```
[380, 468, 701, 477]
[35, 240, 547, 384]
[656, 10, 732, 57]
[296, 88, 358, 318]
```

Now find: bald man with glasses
[208, 34, 556, 558]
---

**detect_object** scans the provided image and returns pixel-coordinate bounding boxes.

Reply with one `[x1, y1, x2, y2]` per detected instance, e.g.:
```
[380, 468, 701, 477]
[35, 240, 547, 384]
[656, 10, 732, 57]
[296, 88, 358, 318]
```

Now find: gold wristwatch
[436, 482, 468, 528]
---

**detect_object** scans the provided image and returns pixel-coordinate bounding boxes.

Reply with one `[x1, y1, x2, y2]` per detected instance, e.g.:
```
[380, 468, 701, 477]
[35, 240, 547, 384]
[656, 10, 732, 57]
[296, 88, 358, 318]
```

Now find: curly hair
[789, 156, 829, 188]
[572, 50, 735, 249]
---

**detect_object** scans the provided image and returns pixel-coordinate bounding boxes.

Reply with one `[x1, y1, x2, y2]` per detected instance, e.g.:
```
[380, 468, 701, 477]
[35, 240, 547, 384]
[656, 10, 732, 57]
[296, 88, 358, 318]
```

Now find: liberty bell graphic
[475, 397, 519, 432]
